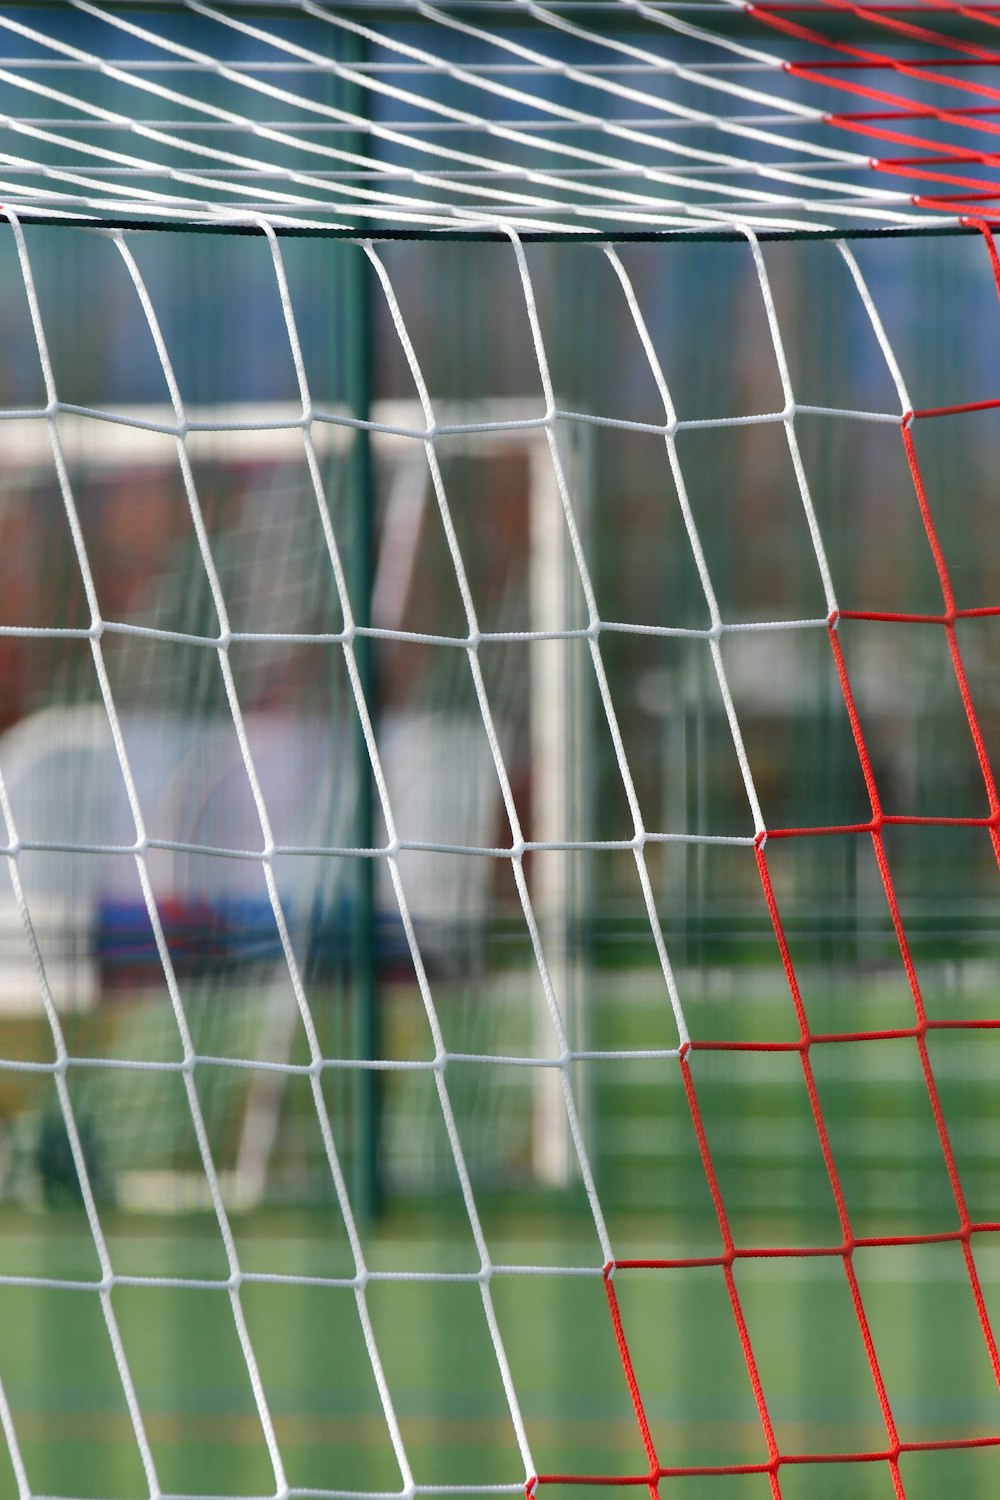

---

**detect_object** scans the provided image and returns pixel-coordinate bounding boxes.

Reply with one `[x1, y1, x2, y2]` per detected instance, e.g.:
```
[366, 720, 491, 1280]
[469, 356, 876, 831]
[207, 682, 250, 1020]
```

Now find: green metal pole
[342, 33, 380, 1223]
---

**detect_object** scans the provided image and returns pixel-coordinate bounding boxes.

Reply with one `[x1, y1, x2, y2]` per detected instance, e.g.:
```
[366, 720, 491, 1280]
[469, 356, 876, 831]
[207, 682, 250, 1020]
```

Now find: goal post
[0, 391, 585, 1198]
[1, 4, 1000, 1500]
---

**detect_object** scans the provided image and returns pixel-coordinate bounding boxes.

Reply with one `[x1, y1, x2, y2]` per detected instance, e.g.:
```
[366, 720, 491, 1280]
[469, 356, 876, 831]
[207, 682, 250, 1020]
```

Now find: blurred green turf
[2, 1209, 1000, 1500]
[3, 962, 1000, 1497]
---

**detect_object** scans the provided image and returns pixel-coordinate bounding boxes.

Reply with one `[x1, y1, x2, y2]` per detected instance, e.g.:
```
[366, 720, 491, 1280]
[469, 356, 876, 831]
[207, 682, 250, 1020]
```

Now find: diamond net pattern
[0, 5, 1000, 1500]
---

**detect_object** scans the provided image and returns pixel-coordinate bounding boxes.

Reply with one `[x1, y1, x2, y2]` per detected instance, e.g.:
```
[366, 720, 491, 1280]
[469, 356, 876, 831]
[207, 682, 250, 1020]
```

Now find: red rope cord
[749, 0, 1000, 212]
[753, 834, 905, 1491]
[538, 60, 1000, 1499]
[603, 1270, 661, 1496]
[679, 1054, 783, 1495]
[821, 374, 1000, 1401]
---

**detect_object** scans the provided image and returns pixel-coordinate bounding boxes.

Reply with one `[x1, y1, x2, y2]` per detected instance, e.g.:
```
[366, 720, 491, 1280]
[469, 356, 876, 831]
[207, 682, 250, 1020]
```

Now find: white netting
[0, 0, 993, 234]
[1, 5, 1000, 1500]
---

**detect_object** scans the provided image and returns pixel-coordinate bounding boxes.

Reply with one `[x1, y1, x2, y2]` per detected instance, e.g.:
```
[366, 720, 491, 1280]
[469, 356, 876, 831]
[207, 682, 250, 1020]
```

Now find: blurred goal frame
[0, 391, 592, 1204]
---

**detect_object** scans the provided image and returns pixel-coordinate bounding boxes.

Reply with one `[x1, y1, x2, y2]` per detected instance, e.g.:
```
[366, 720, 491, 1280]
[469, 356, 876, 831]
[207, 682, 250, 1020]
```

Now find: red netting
[753, 0, 1000, 221]
[531, 202, 1000, 1500]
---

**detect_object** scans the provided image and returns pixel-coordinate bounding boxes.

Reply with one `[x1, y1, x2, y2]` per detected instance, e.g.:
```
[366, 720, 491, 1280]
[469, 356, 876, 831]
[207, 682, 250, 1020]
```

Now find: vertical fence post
[343, 31, 380, 1223]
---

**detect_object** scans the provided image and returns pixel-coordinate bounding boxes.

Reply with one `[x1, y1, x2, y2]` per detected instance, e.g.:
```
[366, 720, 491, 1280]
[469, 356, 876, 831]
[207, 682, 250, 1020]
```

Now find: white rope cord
[0, 396, 907, 441]
[88, 0, 861, 184]
[362, 232, 607, 1478]
[4, 2, 881, 231]
[102, 228, 294, 1495]
[214, 218, 419, 1495]
[393, 0, 833, 144]
[0, 0, 980, 230]
[0, 5, 998, 1499]
[286, 0, 863, 197]
[504, 228, 696, 1067]
[601, 240, 768, 846]
[0, 1372, 30, 1500]
[3, 207, 163, 1500]
[0, 16, 596, 220]
[744, 225, 839, 623]
[837, 240, 914, 418]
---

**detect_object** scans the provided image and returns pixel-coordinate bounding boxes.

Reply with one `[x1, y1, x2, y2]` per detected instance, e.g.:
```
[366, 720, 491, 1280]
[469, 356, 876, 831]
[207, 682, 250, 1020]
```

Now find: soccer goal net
[0, 3, 999, 1499]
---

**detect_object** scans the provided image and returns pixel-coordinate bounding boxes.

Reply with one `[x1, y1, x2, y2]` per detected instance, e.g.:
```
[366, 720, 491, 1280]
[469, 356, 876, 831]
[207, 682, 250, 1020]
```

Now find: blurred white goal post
[0, 397, 588, 1191]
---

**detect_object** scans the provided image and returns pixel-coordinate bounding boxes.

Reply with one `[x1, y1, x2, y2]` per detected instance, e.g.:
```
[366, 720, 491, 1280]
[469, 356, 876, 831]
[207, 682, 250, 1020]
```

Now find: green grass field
[2, 1209, 1000, 1499]
[3, 957, 1000, 1499]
